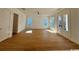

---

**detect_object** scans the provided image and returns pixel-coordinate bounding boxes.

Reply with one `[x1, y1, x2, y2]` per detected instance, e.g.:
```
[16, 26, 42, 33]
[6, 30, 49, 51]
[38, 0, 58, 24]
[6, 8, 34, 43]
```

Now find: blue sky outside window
[27, 17, 32, 26]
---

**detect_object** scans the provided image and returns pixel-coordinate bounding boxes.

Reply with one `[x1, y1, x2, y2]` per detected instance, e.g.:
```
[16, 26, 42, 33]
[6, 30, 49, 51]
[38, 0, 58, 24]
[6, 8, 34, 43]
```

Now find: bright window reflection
[63, 14, 68, 31]
[45, 29, 56, 33]
[25, 30, 32, 33]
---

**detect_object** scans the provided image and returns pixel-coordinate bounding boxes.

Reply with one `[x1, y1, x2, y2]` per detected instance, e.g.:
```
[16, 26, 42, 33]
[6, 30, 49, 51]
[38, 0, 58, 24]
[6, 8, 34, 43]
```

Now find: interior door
[13, 13, 18, 35]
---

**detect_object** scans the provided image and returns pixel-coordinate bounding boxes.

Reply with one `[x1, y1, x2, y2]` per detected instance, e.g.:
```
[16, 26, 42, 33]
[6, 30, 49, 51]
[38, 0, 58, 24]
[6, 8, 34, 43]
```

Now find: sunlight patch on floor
[45, 29, 56, 33]
[25, 30, 32, 33]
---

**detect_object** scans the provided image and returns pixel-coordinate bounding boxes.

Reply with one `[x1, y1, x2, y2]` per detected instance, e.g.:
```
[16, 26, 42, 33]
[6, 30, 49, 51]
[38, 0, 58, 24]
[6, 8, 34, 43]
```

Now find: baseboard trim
[57, 33, 69, 40]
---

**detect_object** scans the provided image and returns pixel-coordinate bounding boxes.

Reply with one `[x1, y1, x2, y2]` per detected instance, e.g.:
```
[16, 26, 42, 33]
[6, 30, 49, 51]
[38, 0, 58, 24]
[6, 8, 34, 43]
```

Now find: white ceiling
[21, 8, 59, 16]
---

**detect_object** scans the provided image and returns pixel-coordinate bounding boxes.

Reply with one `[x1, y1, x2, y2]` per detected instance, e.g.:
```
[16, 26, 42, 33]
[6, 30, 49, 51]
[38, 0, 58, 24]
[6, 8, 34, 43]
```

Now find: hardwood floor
[0, 29, 79, 51]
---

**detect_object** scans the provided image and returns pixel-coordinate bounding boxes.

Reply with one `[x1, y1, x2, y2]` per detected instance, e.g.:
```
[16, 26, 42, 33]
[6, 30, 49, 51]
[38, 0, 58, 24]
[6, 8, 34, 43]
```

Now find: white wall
[0, 9, 11, 42]
[27, 16, 50, 29]
[70, 9, 79, 45]
[0, 8, 26, 42]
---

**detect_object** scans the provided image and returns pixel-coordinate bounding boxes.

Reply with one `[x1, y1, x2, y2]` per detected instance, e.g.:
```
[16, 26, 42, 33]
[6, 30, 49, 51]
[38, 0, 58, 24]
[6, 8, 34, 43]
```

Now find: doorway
[12, 13, 19, 35]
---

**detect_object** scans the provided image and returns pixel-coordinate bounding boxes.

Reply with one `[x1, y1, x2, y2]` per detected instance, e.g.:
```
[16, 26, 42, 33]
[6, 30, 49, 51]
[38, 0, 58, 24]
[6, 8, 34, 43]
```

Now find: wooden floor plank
[0, 29, 79, 51]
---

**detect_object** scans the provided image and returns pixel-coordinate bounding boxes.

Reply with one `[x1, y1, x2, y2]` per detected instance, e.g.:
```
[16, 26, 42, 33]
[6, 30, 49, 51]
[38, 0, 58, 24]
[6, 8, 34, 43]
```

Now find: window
[50, 16, 55, 31]
[27, 17, 32, 26]
[63, 14, 68, 31]
[58, 16, 62, 32]
[43, 17, 48, 28]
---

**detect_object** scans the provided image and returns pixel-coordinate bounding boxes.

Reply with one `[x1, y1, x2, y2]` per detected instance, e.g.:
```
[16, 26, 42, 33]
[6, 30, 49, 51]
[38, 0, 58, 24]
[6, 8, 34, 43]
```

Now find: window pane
[27, 17, 32, 26]
[58, 16, 62, 32]
[50, 16, 55, 31]
[43, 17, 48, 28]
[64, 14, 68, 31]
